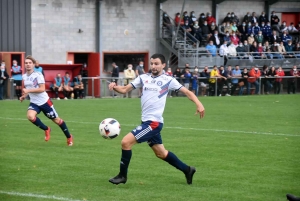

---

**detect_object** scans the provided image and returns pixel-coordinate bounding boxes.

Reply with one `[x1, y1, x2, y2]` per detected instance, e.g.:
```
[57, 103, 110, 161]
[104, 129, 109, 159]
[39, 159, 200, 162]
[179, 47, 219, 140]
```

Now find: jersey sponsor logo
[136, 126, 142, 130]
[151, 80, 156, 84]
[157, 81, 163, 86]
[144, 87, 158, 91]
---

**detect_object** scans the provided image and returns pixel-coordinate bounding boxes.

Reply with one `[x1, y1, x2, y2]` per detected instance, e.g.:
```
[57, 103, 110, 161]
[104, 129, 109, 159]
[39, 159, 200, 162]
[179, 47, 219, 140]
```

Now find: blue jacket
[252, 26, 260, 35]
[281, 35, 292, 46]
[246, 26, 253, 35]
[263, 25, 272, 36]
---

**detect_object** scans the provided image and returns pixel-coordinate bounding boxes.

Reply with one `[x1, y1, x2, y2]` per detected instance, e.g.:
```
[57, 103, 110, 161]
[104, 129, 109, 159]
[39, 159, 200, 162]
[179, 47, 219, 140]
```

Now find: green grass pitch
[0, 95, 299, 201]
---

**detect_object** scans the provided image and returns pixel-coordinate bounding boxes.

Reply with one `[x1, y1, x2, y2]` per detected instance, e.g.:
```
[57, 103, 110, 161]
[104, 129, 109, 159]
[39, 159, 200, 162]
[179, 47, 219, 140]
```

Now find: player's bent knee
[121, 133, 136, 150]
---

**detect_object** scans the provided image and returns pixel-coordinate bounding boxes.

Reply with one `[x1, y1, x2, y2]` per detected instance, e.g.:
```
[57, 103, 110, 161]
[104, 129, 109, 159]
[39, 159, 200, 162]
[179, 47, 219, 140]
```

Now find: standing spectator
[243, 12, 251, 24]
[270, 11, 280, 31]
[252, 23, 260, 35]
[230, 32, 239, 46]
[208, 65, 223, 96]
[206, 40, 217, 57]
[173, 68, 182, 97]
[240, 68, 249, 95]
[287, 65, 299, 94]
[258, 12, 268, 26]
[163, 12, 174, 36]
[123, 64, 136, 98]
[191, 71, 199, 96]
[0, 64, 9, 100]
[175, 13, 184, 26]
[268, 66, 276, 94]
[219, 40, 229, 65]
[231, 12, 239, 25]
[165, 67, 174, 97]
[281, 31, 292, 46]
[181, 68, 191, 90]
[261, 65, 272, 94]
[209, 30, 221, 47]
[218, 22, 226, 37]
[198, 13, 206, 27]
[73, 74, 84, 99]
[34, 60, 44, 76]
[110, 62, 120, 97]
[63, 72, 73, 99]
[250, 12, 258, 24]
[263, 22, 272, 42]
[247, 66, 261, 95]
[217, 66, 229, 96]
[51, 73, 64, 100]
[200, 66, 210, 96]
[206, 12, 216, 25]
[225, 65, 233, 95]
[135, 61, 145, 97]
[274, 67, 285, 94]
[230, 65, 242, 95]
[238, 22, 248, 42]
[11, 60, 22, 100]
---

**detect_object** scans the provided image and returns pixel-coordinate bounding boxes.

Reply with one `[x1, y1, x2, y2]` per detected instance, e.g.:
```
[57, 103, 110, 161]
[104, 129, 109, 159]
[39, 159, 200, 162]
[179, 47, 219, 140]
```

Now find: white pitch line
[0, 116, 299, 137]
[0, 191, 85, 201]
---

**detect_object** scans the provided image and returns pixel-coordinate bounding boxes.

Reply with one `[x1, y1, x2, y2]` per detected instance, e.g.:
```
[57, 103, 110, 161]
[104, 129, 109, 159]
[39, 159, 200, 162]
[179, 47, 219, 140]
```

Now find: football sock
[58, 119, 71, 138]
[30, 117, 48, 130]
[119, 149, 132, 177]
[163, 151, 189, 173]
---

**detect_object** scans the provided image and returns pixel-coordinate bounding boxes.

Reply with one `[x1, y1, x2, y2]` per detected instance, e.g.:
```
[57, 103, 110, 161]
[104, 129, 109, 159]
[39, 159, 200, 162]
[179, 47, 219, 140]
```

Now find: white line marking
[0, 191, 86, 201]
[0, 116, 299, 137]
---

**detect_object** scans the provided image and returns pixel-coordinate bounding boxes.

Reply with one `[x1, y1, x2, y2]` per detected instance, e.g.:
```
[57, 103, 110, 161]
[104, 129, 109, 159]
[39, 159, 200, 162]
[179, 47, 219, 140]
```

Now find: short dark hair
[150, 54, 166, 64]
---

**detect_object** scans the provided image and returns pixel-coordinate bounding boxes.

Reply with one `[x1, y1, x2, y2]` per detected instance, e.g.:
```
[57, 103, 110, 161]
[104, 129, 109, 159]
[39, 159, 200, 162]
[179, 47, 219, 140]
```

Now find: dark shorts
[131, 121, 163, 147]
[14, 80, 22, 86]
[28, 99, 58, 119]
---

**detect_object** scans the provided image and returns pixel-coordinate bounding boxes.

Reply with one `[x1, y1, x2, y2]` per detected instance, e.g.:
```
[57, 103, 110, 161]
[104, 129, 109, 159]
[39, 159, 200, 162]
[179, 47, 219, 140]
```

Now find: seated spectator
[175, 13, 184, 26]
[223, 12, 232, 23]
[236, 41, 246, 58]
[255, 31, 264, 44]
[206, 12, 216, 25]
[209, 30, 221, 47]
[163, 12, 174, 35]
[270, 11, 280, 32]
[257, 42, 265, 58]
[182, 20, 197, 46]
[274, 67, 285, 94]
[247, 66, 261, 95]
[259, 12, 268, 26]
[201, 20, 211, 41]
[285, 40, 294, 57]
[280, 21, 288, 32]
[198, 13, 206, 26]
[271, 41, 284, 59]
[51, 73, 64, 100]
[0, 64, 9, 100]
[223, 31, 231, 45]
[238, 22, 248, 42]
[231, 65, 242, 95]
[209, 22, 218, 35]
[244, 40, 250, 53]
[183, 11, 189, 22]
[73, 74, 84, 99]
[200, 66, 210, 96]
[281, 31, 292, 46]
[191, 71, 199, 96]
[228, 43, 238, 59]
[189, 11, 197, 26]
[243, 12, 251, 24]
[263, 22, 272, 42]
[247, 34, 255, 45]
[252, 23, 260, 35]
[231, 12, 239, 25]
[181, 68, 191, 90]
[263, 41, 273, 59]
[261, 65, 272, 94]
[230, 31, 239, 46]
[246, 22, 253, 36]
[123, 64, 136, 98]
[63, 72, 73, 99]
[218, 22, 226, 37]
[250, 41, 260, 59]
[224, 21, 232, 34]
[250, 12, 258, 24]
[231, 22, 238, 33]
[192, 21, 202, 43]
[206, 40, 217, 57]
[288, 22, 298, 33]
[270, 30, 280, 44]
[278, 41, 287, 57]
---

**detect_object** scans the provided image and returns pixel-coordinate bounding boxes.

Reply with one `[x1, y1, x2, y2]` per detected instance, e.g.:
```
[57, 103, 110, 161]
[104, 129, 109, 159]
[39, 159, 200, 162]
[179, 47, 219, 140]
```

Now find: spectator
[135, 61, 145, 97]
[295, 42, 300, 58]
[217, 66, 230, 96]
[219, 40, 229, 65]
[244, 40, 250, 53]
[189, 11, 197, 26]
[181, 68, 191, 90]
[250, 12, 258, 24]
[228, 43, 238, 59]
[34, 60, 44, 76]
[163, 12, 174, 36]
[218, 22, 226, 37]
[255, 31, 264, 44]
[270, 30, 280, 44]
[63, 72, 73, 99]
[231, 65, 242, 95]
[209, 22, 218, 35]
[51, 73, 64, 100]
[0, 64, 9, 100]
[201, 20, 211, 41]
[231, 22, 238, 33]
[223, 12, 232, 23]
[238, 21, 248, 42]
[246, 22, 253, 36]
[123, 64, 136, 98]
[278, 41, 287, 57]
[208, 65, 223, 96]
[247, 34, 255, 46]
[206, 12, 216, 25]
[236, 41, 246, 58]
[261, 65, 272, 94]
[263, 22, 272, 42]
[270, 11, 280, 31]
[243, 12, 251, 24]
[296, 22, 300, 31]
[271, 41, 284, 59]
[183, 11, 189, 22]
[247, 65, 261, 95]
[73, 74, 84, 99]
[182, 20, 197, 46]
[250, 41, 260, 59]
[274, 66, 285, 94]
[173, 67, 182, 97]
[11, 60, 22, 100]
[191, 71, 199, 96]
[209, 30, 221, 47]
[231, 12, 239, 25]
[181, 63, 190, 74]
[280, 21, 288, 33]
[223, 31, 231, 45]
[240, 68, 249, 95]
[258, 12, 268, 26]
[230, 31, 239, 46]
[192, 21, 203, 43]
[281, 31, 292, 46]
[224, 21, 232, 34]
[263, 41, 273, 59]
[287, 65, 299, 94]
[285, 40, 294, 57]
[268, 66, 276, 93]
[175, 12, 184, 26]
[225, 65, 232, 95]
[206, 40, 217, 57]
[198, 13, 206, 26]
[200, 66, 210, 96]
[257, 42, 265, 58]
[252, 23, 260, 35]
[288, 22, 298, 33]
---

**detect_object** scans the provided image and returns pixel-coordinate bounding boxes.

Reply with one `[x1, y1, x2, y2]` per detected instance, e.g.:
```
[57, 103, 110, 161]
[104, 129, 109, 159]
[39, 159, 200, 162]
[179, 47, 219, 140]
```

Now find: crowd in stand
[163, 10, 300, 62]
[169, 63, 299, 97]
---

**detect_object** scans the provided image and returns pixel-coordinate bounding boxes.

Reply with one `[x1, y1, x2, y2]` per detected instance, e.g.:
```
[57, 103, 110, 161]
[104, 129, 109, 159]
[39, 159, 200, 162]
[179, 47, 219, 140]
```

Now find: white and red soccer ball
[99, 118, 121, 139]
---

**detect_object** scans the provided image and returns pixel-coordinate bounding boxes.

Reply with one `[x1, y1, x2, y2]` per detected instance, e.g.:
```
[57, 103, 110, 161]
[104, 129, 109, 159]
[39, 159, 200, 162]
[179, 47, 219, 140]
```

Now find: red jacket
[175, 16, 184, 26]
[206, 16, 216, 25]
[230, 36, 240, 46]
[248, 68, 261, 83]
[275, 70, 285, 82]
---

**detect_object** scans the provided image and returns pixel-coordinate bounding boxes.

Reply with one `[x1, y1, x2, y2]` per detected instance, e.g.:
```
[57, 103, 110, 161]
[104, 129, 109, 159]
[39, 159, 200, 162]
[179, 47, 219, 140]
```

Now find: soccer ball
[99, 118, 121, 139]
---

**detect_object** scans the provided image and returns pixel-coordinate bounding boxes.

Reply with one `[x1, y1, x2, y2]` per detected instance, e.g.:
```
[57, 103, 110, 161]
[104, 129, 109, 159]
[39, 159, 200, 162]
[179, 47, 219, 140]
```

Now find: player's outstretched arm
[108, 82, 133, 94]
[179, 87, 205, 119]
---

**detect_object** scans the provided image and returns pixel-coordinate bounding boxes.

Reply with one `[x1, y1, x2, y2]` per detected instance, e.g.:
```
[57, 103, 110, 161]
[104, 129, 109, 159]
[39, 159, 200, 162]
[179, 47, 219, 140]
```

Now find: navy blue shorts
[28, 99, 58, 119]
[131, 121, 163, 147]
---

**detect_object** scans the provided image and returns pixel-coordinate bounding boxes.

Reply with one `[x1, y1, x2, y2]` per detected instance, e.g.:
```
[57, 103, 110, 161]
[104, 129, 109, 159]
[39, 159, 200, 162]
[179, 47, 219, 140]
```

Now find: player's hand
[19, 96, 25, 102]
[195, 103, 205, 119]
[108, 82, 116, 91]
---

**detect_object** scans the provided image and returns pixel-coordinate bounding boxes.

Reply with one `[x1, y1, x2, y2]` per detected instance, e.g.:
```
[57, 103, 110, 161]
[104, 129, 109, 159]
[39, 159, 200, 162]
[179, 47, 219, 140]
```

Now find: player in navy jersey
[108, 54, 205, 185]
[20, 55, 73, 146]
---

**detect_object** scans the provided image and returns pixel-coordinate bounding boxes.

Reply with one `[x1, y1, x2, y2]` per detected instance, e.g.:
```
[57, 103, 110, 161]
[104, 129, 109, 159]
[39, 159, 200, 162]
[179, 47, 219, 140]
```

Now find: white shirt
[131, 73, 182, 123]
[23, 71, 49, 106]
[228, 45, 237, 56]
[219, 44, 229, 56]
